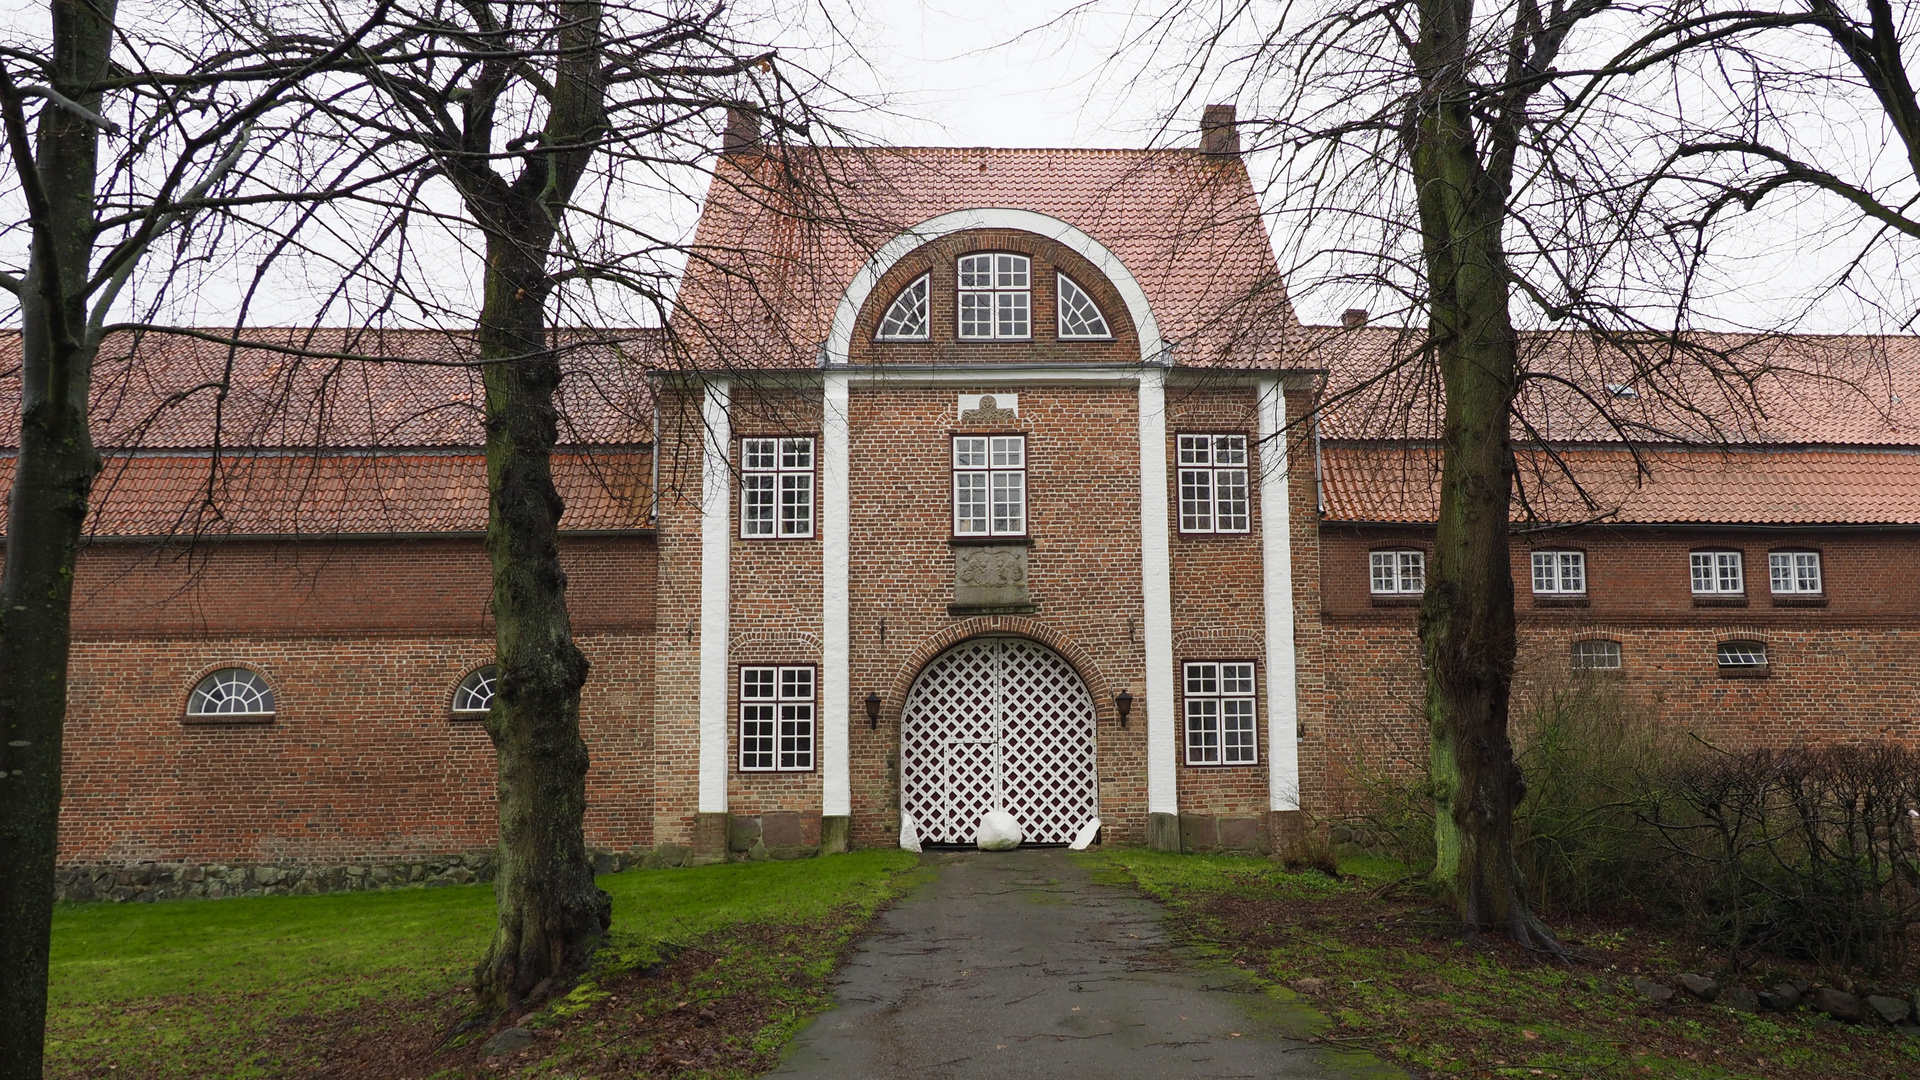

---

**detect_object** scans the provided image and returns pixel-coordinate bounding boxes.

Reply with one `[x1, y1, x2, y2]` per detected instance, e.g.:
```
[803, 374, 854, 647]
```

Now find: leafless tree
[1084, 0, 1911, 955]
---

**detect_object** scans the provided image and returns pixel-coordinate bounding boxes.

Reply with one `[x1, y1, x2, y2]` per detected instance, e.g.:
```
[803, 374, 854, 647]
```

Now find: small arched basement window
[186, 668, 275, 719]
[1055, 274, 1112, 339]
[1571, 639, 1622, 670]
[1716, 640, 1769, 670]
[875, 273, 930, 340]
[452, 665, 499, 717]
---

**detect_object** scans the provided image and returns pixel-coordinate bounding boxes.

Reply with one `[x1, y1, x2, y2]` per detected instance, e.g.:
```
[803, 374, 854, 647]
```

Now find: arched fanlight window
[187, 668, 276, 717]
[452, 665, 499, 716]
[875, 273, 930, 340]
[1055, 274, 1112, 339]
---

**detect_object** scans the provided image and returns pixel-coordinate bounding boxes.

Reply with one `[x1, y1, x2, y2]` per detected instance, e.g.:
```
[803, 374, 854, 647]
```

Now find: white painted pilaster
[821, 374, 852, 818]
[1258, 381, 1302, 811]
[1138, 368, 1179, 817]
[697, 379, 732, 814]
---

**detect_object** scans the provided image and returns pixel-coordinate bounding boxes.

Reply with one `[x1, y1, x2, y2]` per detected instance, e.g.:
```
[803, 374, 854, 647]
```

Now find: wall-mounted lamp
[864, 691, 882, 729]
[1114, 689, 1133, 728]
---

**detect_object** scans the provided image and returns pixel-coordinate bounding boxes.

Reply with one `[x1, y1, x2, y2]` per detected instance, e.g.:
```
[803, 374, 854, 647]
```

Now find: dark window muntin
[740, 435, 817, 540]
[1182, 660, 1259, 766]
[1176, 432, 1252, 535]
[738, 664, 817, 772]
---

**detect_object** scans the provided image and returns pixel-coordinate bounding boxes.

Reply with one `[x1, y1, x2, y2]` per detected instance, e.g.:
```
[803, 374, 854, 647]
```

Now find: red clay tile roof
[1306, 325, 1920, 446]
[674, 147, 1298, 368]
[1321, 444, 1920, 526]
[0, 452, 653, 537]
[0, 327, 661, 451]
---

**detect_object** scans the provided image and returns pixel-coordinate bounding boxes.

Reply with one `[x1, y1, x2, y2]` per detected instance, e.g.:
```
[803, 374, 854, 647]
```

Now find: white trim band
[821, 374, 853, 818]
[697, 379, 732, 814]
[1258, 381, 1301, 812]
[826, 208, 1167, 366]
[1139, 368, 1179, 816]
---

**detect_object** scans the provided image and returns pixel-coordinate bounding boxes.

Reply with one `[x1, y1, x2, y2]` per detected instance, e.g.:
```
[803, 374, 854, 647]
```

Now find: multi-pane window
[1717, 641, 1769, 669]
[953, 435, 1027, 536]
[1531, 550, 1587, 595]
[1056, 274, 1112, 339]
[452, 666, 498, 716]
[1690, 550, 1744, 594]
[187, 668, 275, 716]
[1370, 549, 1425, 595]
[876, 273, 930, 340]
[957, 253, 1031, 339]
[1184, 661, 1258, 765]
[741, 437, 814, 539]
[738, 666, 815, 771]
[1177, 434, 1250, 534]
[1769, 550, 1822, 594]
[1571, 639, 1622, 670]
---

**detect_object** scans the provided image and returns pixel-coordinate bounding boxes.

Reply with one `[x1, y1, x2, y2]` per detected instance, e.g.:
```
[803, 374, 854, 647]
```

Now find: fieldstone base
[725, 811, 823, 862]
[1177, 813, 1271, 854]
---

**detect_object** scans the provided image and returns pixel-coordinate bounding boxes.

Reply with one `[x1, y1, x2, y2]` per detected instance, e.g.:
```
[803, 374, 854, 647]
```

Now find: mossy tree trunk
[0, 3, 114, 1075]
[443, 1, 614, 1013]
[1408, 0, 1563, 953]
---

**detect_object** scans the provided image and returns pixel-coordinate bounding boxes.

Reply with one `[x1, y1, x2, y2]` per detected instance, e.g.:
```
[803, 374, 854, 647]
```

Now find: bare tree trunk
[0, 3, 114, 1074]
[470, 243, 611, 1011]
[1409, 0, 1558, 953]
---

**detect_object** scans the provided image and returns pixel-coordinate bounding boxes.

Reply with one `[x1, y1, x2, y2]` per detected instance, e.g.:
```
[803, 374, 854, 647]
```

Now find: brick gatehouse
[10, 108, 1919, 894]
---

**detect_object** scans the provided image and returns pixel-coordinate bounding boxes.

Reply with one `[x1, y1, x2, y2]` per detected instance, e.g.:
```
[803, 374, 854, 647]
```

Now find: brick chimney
[1200, 104, 1239, 155]
[723, 106, 761, 154]
[1342, 308, 1368, 328]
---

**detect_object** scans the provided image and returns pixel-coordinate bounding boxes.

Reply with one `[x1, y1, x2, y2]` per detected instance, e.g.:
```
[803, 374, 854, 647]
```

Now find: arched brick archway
[896, 630, 1102, 844]
[880, 615, 1115, 725]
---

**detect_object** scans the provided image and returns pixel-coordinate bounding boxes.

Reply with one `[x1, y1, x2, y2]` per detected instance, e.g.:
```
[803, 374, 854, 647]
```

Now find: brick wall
[56, 535, 657, 865]
[1313, 524, 1920, 812]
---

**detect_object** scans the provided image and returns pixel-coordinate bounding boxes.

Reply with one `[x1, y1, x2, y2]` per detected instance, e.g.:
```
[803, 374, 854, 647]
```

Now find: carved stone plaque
[953, 544, 1031, 608]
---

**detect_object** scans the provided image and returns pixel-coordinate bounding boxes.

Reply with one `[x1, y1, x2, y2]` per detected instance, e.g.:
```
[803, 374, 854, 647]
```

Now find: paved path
[771, 848, 1398, 1079]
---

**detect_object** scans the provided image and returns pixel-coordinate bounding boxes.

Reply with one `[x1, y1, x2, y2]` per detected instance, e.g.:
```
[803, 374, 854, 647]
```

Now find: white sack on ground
[899, 812, 923, 853]
[976, 810, 1022, 851]
[1069, 817, 1102, 851]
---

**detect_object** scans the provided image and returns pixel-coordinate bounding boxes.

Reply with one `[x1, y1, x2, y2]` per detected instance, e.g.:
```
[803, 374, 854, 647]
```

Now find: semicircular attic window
[186, 667, 276, 719]
[875, 273, 931, 340]
[1056, 274, 1112, 339]
[452, 665, 499, 718]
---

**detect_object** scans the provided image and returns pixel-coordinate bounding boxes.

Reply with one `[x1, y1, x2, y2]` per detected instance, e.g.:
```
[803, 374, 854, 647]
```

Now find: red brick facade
[27, 138, 1920, 880]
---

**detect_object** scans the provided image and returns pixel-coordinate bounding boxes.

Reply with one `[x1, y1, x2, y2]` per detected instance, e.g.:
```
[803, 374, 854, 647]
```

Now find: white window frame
[1183, 661, 1259, 766]
[1531, 550, 1587, 595]
[1369, 549, 1425, 595]
[1055, 273, 1112, 339]
[740, 437, 815, 539]
[1176, 433, 1251, 534]
[186, 667, 276, 717]
[738, 665, 816, 772]
[1769, 550, 1823, 595]
[956, 253, 1031, 340]
[1716, 641, 1769, 669]
[1571, 639, 1622, 671]
[1690, 550, 1744, 595]
[875, 272, 931, 340]
[451, 665, 498, 717]
[952, 434, 1027, 537]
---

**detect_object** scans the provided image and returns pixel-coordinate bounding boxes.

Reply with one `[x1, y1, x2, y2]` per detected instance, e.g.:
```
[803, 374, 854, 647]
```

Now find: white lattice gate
[900, 637, 1097, 844]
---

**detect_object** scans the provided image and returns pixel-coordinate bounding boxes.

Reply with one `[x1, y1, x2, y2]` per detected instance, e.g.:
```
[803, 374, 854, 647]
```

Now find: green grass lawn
[46, 850, 919, 1078]
[1090, 849, 1920, 1080]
